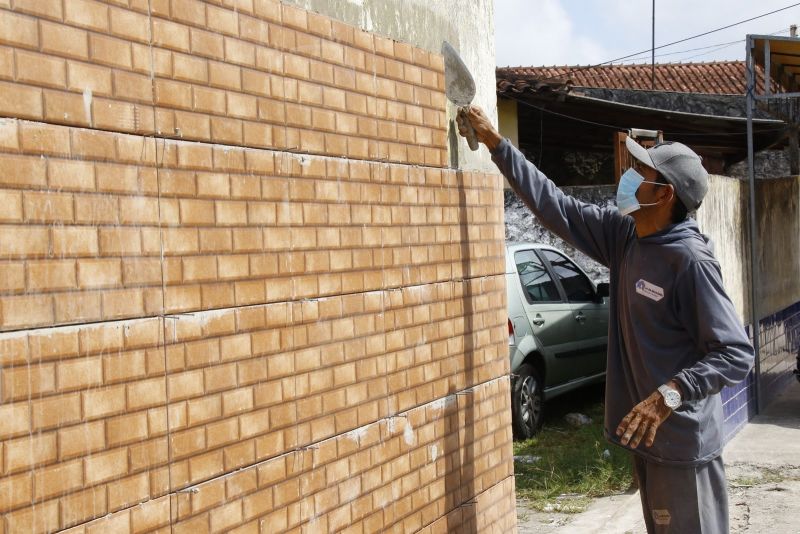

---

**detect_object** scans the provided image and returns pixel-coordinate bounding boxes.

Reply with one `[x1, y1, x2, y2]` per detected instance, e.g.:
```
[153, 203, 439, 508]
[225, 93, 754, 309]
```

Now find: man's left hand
[615, 383, 678, 448]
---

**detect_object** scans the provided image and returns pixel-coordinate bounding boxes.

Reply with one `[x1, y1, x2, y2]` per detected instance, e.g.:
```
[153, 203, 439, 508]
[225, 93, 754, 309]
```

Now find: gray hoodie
[492, 139, 754, 466]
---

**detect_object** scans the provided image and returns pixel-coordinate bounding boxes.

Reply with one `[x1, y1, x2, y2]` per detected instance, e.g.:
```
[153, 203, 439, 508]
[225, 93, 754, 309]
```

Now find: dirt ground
[516, 463, 800, 533]
[726, 464, 800, 534]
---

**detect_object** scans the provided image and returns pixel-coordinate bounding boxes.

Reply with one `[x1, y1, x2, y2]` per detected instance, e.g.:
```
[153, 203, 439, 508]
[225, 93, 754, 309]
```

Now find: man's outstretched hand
[615, 384, 678, 449]
[456, 105, 504, 151]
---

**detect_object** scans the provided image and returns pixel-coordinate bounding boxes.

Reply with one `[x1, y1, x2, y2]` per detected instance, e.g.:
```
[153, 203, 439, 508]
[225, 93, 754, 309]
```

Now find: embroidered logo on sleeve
[635, 279, 664, 302]
[652, 509, 671, 526]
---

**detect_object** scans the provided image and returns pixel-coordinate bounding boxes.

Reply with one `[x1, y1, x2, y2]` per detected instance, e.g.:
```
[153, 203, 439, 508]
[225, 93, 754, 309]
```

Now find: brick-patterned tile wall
[0, 119, 504, 331]
[0, 0, 515, 532]
[48, 378, 513, 534]
[1, 286, 509, 531]
[0, 0, 447, 166]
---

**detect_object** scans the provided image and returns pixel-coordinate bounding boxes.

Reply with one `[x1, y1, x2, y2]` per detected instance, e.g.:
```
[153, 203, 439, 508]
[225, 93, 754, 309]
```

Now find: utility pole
[651, 0, 656, 90]
[792, 25, 799, 175]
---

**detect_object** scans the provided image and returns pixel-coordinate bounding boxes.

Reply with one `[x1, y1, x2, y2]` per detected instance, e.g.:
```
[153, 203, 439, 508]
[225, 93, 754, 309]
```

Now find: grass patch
[513, 384, 633, 512]
[730, 466, 797, 487]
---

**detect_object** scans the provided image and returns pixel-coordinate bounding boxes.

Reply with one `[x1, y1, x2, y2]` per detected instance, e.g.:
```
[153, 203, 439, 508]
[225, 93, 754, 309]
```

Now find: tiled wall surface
[0, 119, 504, 331]
[756, 300, 800, 408]
[0, 0, 448, 166]
[0, 0, 515, 532]
[0, 278, 510, 530]
[721, 300, 800, 441]
[721, 368, 756, 443]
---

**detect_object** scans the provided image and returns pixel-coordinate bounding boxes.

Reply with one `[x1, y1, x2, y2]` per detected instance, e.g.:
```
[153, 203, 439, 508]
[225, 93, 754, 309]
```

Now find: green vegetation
[730, 466, 798, 487]
[513, 384, 634, 513]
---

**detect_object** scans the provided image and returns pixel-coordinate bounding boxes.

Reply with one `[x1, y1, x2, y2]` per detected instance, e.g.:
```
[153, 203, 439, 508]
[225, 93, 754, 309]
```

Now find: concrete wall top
[284, 0, 498, 173]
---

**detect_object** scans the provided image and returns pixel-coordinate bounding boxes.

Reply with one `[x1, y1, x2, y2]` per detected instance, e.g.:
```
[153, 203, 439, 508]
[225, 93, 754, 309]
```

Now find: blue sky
[495, 0, 800, 67]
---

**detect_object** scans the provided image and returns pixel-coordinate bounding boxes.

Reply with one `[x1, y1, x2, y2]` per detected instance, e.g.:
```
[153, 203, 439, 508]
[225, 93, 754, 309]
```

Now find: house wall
[0, 1, 515, 533]
[698, 174, 800, 437]
[695, 175, 750, 324]
[497, 99, 518, 150]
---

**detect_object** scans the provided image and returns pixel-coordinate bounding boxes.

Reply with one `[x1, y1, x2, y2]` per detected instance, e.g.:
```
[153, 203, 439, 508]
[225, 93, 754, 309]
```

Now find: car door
[512, 249, 577, 386]
[539, 249, 608, 377]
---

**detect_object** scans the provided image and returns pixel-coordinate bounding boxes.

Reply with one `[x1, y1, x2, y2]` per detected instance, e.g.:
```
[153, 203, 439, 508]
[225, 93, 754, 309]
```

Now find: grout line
[0, 114, 450, 171]
[0, 273, 505, 336]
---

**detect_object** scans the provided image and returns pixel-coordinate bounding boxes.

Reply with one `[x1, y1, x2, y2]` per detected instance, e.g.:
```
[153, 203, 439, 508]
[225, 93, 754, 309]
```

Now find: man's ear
[661, 183, 676, 204]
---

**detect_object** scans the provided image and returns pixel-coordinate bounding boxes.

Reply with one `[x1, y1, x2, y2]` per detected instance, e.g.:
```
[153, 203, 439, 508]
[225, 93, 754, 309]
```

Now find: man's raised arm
[459, 106, 631, 267]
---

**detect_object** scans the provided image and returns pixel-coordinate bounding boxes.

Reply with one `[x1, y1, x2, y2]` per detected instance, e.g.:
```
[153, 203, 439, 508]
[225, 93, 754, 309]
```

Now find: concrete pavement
[517, 382, 800, 533]
[724, 382, 800, 534]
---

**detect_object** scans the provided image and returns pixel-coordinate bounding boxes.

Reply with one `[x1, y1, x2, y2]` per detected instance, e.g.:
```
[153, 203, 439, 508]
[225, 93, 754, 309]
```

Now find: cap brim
[625, 137, 656, 169]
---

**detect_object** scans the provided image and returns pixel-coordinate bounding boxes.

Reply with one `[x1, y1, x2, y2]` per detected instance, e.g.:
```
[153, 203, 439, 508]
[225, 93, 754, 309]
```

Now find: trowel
[442, 41, 479, 151]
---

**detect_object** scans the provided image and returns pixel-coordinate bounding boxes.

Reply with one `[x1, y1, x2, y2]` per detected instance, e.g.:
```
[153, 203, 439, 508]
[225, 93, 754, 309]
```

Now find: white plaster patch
[0, 118, 17, 147]
[0, 329, 29, 342]
[403, 420, 415, 445]
[175, 308, 234, 327]
[361, 2, 374, 32]
[430, 444, 438, 462]
[430, 398, 446, 412]
[83, 88, 92, 126]
[2, 320, 111, 341]
[430, 394, 458, 413]
[346, 426, 368, 444]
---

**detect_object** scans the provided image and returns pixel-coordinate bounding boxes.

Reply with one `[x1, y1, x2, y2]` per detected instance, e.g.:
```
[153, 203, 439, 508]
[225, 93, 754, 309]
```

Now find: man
[459, 106, 754, 533]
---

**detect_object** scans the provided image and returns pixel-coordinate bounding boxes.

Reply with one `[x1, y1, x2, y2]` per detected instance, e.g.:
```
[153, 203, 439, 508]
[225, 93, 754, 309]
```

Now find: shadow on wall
[443, 168, 478, 533]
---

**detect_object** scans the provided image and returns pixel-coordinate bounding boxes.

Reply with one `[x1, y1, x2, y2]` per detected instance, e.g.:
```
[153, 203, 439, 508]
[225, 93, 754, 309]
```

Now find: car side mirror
[595, 283, 610, 302]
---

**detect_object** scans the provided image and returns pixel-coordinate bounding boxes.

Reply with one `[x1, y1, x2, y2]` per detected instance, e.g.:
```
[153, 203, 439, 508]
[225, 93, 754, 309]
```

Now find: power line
[678, 42, 748, 63]
[506, 93, 787, 138]
[533, 3, 800, 83]
[621, 27, 791, 63]
[625, 38, 760, 63]
[677, 28, 792, 61]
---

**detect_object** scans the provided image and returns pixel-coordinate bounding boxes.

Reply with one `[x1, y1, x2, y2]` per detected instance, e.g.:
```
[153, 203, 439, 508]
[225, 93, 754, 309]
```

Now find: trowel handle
[457, 106, 479, 151]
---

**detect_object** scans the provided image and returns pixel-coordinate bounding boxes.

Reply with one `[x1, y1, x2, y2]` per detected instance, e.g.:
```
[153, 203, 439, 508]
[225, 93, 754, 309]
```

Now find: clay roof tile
[496, 61, 764, 95]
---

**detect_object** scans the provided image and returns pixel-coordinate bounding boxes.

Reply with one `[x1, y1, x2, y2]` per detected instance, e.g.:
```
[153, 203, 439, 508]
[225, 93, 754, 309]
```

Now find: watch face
[664, 390, 681, 408]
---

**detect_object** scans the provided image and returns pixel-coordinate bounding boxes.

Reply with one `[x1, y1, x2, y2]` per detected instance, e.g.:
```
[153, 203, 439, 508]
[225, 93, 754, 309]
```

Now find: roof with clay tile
[496, 61, 771, 95]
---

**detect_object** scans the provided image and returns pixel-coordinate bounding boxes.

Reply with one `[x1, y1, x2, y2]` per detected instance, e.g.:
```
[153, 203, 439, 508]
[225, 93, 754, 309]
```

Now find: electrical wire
[623, 39, 749, 62]
[529, 3, 800, 83]
[507, 93, 788, 137]
[678, 42, 749, 62]
[620, 28, 791, 64]
[678, 27, 793, 61]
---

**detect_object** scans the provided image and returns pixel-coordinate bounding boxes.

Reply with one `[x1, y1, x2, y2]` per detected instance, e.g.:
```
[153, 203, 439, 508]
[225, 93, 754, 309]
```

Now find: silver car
[506, 243, 610, 439]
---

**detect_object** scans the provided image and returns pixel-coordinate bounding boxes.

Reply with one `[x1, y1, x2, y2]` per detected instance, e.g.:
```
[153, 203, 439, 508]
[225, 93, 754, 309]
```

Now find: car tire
[512, 363, 544, 440]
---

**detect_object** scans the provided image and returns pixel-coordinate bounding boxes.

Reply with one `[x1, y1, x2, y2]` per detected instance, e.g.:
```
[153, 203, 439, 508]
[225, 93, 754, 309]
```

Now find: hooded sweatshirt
[492, 139, 754, 466]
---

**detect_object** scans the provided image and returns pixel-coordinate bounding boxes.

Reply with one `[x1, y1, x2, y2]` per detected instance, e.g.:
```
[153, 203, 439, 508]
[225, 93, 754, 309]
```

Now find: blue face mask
[616, 167, 663, 216]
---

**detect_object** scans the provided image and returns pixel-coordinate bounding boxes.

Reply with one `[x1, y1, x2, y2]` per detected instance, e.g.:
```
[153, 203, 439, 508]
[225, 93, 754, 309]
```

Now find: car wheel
[512, 363, 543, 439]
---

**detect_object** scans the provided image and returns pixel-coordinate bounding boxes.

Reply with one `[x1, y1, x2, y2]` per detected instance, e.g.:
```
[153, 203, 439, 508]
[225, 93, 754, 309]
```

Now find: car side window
[540, 250, 595, 302]
[514, 250, 561, 303]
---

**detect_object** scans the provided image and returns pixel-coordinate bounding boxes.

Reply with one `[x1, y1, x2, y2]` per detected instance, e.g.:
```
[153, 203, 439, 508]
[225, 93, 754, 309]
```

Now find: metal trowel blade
[442, 41, 476, 107]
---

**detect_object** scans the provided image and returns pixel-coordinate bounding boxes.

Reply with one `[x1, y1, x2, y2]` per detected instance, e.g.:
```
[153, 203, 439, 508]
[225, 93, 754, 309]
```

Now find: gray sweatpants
[632, 454, 728, 534]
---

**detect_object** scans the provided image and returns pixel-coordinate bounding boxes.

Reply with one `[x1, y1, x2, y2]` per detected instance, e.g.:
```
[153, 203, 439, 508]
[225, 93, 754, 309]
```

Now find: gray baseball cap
[625, 137, 709, 211]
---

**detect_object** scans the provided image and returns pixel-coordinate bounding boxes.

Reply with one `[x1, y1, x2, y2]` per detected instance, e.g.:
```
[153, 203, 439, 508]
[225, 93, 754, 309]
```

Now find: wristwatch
[658, 384, 682, 410]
